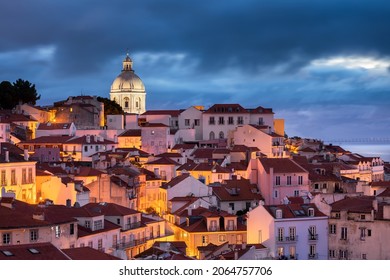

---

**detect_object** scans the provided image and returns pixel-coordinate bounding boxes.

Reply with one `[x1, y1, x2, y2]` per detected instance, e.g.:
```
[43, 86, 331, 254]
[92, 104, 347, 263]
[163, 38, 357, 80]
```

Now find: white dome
[111, 71, 145, 92]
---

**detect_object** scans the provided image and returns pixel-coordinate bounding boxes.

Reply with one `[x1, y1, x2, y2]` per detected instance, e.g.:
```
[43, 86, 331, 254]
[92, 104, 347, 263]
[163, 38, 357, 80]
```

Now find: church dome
[110, 54, 145, 92]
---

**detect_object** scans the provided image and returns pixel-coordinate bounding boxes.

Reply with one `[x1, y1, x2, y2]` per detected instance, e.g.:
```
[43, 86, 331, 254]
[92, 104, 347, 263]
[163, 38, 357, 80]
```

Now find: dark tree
[0, 81, 16, 109]
[13, 79, 41, 105]
[97, 96, 124, 125]
[0, 79, 41, 109]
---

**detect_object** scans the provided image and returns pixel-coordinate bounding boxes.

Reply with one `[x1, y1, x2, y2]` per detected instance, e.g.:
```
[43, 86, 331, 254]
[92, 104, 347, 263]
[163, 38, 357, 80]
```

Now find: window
[219, 131, 224, 139]
[298, 176, 303, 185]
[209, 117, 215, 125]
[202, 235, 209, 245]
[94, 220, 103, 230]
[277, 247, 284, 257]
[329, 224, 336, 234]
[294, 190, 299, 197]
[11, 169, 16, 185]
[362, 253, 367, 260]
[70, 223, 75, 235]
[55, 225, 61, 238]
[124, 98, 129, 108]
[309, 226, 317, 240]
[1, 170, 6, 186]
[229, 203, 235, 211]
[2, 233, 11, 244]
[329, 250, 336, 259]
[274, 190, 278, 199]
[287, 176, 292, 185]
[218, 117, 224, 125]
[360, 214, 366, 220]
[360, 228, 366, 240]
[341, 227, 348, 240]
[30, 229, 38, 242]
[275, 176, 280, 186]
[98, 239, 103, 251]
[314, 183, 319, 190]
[28, 168, 33, 183]
[84, 146, 88, 152]
[339, 250, 348, 260]
[85, 221, 91, 229]
[88, 241, 93, 248]
[22, 168, 27, 184]
[308, 208, 315, 217]
[185, 119, 190, 126]
[258, 117, 264, 125]
[289, 227, 296, 240]
[277, 228, 284, 242]
[367, 229, 372, 236]
[322, 183, 327, 189]
[113, 235, 117, 246]
[194, 119, 200, 126]
[228, 116, 234, 125]
[209, 131, 215, 140]
[95, 145, 99, 152]
[219, 235, 226, 242]
[309, 244, 316, 258]
[237, 116, 243, 125]
[276, 209, 282, 219]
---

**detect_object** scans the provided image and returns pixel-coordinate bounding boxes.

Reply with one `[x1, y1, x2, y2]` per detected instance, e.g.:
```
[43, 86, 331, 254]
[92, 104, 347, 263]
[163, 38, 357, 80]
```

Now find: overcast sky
[1, 0, 390, 141]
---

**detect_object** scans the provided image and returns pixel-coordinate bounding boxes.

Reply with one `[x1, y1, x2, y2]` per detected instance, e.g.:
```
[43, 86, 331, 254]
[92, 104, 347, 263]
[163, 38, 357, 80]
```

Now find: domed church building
[109, 54, 146, 114]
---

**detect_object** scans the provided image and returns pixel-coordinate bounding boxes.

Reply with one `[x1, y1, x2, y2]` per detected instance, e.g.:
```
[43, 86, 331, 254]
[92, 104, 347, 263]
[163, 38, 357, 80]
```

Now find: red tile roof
[66, 135, 115, 145]
[145, 157, 181, 166]
[204, 104, 247, 114]
[263, 203, 327, 219]
[259, 158, 308, 174]
[37, 122, 73, 130]
[371, 181, 390, 188]
[62, 247, 121, 260]
[161, 173, 191, 189]
[140, 123, 169, 128]
[330, 196, 375, 213]
[83, 202, 140, 216]
[118, 129, 142, 137]
[141, 110, 183, 117]
[19, 135, 74, 144]
[0, 243, 69, 260]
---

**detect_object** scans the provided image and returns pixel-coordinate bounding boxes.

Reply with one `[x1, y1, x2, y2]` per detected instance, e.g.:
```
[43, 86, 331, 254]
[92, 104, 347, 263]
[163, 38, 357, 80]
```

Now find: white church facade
[110, 54, 146, 114]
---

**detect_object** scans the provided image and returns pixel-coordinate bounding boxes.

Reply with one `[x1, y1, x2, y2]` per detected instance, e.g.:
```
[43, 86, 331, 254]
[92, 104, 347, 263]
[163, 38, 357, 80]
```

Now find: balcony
[308, 234, 318, 241]
[114, 238, 147, 250]
[276, 236, 298, 243]
[124, 221, 141, 230]
[308, 253, 318, 260]
[225, 225, 237, 231]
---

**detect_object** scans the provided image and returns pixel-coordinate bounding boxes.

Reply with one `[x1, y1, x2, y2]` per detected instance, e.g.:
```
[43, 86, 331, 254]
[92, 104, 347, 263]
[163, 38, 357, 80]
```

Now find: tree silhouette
[0, 79, 41, 109]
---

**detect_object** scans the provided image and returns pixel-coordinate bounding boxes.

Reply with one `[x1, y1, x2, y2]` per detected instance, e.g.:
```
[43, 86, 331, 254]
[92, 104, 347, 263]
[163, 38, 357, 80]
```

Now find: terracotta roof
[141, 110, 183, 117]
[65, 135, 115, 145]
[0, 243, 69, 260]
[330, 196, 375, 213]
[324, 145, 348, 154]
[19, 135, 74, 144]
[259, 158, 308, 174]
[248, 106, 274, 114]
[140, 123, 169, 128]
[62, 247, 121, 260]
[161, 173, 191, 189]
[155, 152, 182, 158]
[75, 167, 104, 177]
[300, 147, 317, 153]
[377, 188, 390, 197]
[231, 145, 260, 152]
[118, 129, 142, 137]
[37, 122, 73, 130]
[172, 143, 197, 150]
[177, 162, 231, 173]
[204, 104, 247, 114]
[225, 161, 248, 171]
[83, 202, 139, 216]
[263, 203, 327, 219]
[212, 178, 262, 202]
[145, 157, 181, 166]
[77, 220, 121, 238]
[371, 181, 390, 188]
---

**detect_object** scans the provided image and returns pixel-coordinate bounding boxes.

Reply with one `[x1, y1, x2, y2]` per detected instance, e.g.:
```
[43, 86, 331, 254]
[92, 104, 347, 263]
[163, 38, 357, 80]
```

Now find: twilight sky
[1, 0, 390, 141]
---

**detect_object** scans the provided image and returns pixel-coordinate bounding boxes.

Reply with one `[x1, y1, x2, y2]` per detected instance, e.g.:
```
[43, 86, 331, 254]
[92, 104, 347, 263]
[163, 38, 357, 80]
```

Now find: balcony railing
[308, 234, 318, 241]
[114, 238, 147, 250]
[276, 235, 298, 243]
[225, 225, 237, 231]
[308, 253, 318, 260]
[124, 221, 141, 230]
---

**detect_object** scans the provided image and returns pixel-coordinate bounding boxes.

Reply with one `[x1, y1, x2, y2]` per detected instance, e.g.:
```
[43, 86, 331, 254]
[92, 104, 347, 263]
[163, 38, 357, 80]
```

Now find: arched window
[124, 97, 129, 108]
[136, 97, 141, 108]
[219, 131, 224, 139]
[209, 131, 215, 140]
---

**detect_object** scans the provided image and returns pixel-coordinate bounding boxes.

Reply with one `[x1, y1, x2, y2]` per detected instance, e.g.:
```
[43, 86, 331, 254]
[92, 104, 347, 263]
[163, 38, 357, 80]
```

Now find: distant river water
[333, 143, 390, 162]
